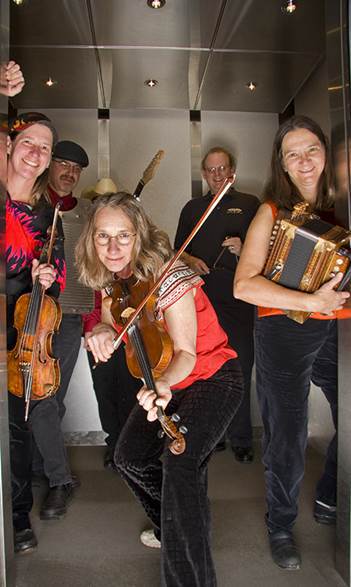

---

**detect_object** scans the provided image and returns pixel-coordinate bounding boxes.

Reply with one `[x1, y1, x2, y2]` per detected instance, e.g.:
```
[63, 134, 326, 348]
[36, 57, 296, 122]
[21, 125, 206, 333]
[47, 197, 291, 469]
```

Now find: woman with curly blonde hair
[76, 192, 244, 587]
[76, 192, 172, 290]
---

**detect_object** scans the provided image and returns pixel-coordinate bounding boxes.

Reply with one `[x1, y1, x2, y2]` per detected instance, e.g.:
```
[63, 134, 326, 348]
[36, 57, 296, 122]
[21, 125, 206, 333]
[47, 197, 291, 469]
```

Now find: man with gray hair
[174, 146, 260, 461]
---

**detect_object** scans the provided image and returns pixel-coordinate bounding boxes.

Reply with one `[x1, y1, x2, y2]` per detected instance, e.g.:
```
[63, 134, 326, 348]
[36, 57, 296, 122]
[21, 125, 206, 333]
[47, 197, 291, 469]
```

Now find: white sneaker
[140, 528, 161, 549]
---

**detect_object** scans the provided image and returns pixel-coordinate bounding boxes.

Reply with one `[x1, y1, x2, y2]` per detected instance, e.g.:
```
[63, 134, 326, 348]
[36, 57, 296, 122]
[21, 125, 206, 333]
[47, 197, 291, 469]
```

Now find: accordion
[263, 203, 351, 323]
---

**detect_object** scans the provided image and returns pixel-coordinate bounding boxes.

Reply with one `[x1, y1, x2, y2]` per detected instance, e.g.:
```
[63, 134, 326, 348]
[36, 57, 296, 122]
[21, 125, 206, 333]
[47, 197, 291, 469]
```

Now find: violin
[8, 204, 62, 420]
[110, 276, 187, 455]
[110, 176, 234, 352]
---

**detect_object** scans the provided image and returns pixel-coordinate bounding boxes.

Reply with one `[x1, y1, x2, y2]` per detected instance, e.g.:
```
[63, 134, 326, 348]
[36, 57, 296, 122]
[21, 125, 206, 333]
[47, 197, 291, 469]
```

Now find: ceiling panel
[109, 49, 198, 110]
[9, 0, 326, 113]
[91, 0, 222, 49]
[10, 0, 91, 46]
[200, 51, 322, 112]
[10, 48, 98, 109]
[215, 0, 325, 53]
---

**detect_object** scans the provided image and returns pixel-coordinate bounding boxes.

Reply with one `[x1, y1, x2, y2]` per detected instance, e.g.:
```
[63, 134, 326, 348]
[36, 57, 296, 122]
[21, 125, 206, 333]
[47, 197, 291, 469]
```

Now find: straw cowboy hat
[81, 177, 118, 200]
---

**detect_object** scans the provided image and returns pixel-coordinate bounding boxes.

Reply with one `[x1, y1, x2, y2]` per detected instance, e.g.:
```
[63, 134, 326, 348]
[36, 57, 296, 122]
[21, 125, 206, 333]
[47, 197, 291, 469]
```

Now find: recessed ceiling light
[281, 1, 297, 14]
[144, 79, 158, 88]
[246, 81, 257, 92]
[45, 77, 57, 87]
[147, 0, 166, 8]
[12, 0, 25, 5]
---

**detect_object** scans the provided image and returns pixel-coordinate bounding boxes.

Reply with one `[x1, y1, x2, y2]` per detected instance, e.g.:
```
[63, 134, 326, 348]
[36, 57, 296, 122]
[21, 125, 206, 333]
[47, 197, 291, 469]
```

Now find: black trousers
[87, 344, 141, 452]
[30, 313, 82, 486]
[255, 315, 338, 534]
[8, 392, 33, 531]
[115, 359, 244, 587]
[203, 269, 255, 447]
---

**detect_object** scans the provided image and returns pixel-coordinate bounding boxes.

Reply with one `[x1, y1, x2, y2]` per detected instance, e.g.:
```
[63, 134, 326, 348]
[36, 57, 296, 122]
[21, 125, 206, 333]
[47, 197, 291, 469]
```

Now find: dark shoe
[70, 474, 81, 489]
[232, 446, 254, 463]
[104, 448, 118, 472]
[269, 531, 301, 570]
[314, 500, 336, 525]
[14, 527, 38, 554]
[214, 440, 226, 452]
[40, 482, 75, 520]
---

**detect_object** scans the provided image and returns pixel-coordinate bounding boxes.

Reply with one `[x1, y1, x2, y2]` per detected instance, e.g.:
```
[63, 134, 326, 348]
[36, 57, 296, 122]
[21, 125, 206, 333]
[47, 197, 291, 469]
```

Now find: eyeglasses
[204, 164, 230, 175]
[94, 231, 136, 247]
[53, 159, 83, 174]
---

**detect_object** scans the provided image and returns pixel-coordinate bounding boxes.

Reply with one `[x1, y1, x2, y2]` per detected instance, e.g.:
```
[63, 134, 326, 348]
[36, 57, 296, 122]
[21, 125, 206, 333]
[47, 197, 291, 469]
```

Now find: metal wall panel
[326, 0, 351, 584]
[0, 0, 15, 582]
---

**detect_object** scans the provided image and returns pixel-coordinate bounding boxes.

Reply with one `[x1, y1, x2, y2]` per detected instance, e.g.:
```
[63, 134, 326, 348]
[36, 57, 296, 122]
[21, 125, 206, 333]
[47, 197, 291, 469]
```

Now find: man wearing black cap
[47, 140, 89, 211]
[30, 140, 90, 520]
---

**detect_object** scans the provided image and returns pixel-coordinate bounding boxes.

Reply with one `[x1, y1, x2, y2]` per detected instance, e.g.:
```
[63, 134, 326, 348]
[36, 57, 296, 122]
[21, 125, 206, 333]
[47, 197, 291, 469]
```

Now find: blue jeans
[115, 359, 244, 587]
[255, 315, 338, 534]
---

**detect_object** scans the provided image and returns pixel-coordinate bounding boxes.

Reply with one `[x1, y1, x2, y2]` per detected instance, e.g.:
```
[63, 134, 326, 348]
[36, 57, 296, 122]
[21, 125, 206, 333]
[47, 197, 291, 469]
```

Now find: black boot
[269, 530, 301, 570]
[14, 525, 38, 554]
[40, 479, 78, 520]
[314, 500, 336, 525]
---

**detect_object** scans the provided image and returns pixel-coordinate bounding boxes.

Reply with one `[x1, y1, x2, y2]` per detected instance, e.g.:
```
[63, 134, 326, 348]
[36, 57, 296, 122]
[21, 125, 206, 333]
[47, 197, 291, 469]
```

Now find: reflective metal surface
[0, 0, 15, 582]
[326, 0, 351, 584]
[10, 0, 325, 112]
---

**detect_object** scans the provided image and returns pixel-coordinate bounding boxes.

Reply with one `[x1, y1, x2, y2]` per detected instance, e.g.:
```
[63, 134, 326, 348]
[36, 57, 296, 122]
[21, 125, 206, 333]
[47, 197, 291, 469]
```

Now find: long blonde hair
[75, 192, 173, 290]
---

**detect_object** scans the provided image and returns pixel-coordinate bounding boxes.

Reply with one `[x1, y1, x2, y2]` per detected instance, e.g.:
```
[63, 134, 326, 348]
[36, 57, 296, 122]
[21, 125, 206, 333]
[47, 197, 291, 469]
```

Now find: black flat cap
[53, 140, 89, 168]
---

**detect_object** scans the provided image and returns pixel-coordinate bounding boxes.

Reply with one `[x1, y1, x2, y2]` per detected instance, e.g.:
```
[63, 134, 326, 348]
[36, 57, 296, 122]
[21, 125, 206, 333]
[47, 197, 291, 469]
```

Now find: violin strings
[130, 325, 155, 391]
[18, 277, 44, 400]
[18, 278, 41, 356]
[28, 282, 47, 396]
[130, 324, 166, 422]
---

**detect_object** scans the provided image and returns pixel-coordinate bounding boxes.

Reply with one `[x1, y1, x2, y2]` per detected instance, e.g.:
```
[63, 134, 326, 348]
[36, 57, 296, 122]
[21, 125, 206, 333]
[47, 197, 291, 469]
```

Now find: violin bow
[24, 202, 61, 420]
[111, 175, 235, 351]
[133, 150, 165, 200]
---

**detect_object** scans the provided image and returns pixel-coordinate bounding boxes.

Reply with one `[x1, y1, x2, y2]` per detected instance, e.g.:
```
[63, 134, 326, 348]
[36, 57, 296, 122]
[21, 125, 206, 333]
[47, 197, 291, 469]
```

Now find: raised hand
[0, 61, 25, 97]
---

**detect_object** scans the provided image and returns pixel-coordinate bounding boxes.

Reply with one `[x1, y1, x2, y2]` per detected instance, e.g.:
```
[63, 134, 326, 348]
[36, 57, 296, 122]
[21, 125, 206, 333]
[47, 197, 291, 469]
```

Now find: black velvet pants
[87, 344, 142, 452]
[115, 359, 244, 587]
[255, 315, 338, 534]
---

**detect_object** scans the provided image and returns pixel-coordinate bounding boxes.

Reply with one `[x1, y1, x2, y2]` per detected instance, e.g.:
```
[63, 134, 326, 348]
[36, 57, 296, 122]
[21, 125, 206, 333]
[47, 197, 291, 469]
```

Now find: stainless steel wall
[326, 0, 351, 584]
[0, 0, 15, 584]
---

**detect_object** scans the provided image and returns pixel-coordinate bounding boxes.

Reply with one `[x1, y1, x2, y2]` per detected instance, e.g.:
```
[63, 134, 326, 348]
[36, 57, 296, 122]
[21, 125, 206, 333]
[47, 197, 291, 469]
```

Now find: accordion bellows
[264, 203, 351, 323]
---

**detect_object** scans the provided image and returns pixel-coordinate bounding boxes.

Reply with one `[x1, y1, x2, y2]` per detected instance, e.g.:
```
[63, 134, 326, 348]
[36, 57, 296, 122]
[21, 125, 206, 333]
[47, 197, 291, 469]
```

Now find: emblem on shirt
[227, 208, 243, 214]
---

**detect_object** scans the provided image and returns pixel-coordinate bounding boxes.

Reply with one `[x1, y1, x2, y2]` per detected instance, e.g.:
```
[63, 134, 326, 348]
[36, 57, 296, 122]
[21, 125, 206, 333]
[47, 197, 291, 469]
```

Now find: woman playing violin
[76, 192, 244, 587]
[6, 112, 65, 553]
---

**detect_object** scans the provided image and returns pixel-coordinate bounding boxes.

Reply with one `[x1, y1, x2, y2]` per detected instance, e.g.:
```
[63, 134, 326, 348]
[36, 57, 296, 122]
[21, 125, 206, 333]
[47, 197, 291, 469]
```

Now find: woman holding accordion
[234, 115, 350, 570]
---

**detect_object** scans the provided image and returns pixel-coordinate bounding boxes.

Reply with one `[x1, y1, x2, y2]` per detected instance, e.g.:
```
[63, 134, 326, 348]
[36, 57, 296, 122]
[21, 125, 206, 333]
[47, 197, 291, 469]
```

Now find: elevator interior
[2, 0, 351, 585]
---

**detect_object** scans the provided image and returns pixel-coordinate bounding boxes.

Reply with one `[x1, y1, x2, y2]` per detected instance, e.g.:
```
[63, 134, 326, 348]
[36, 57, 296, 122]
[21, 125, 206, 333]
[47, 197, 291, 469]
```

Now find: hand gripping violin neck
[7, 203, 62, 420]
[110, 276, 187, 455]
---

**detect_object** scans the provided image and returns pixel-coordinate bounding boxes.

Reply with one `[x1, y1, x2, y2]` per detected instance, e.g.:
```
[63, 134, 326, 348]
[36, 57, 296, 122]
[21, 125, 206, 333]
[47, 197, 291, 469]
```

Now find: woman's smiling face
[281, 128, 326, 202]
[93, 206, 136, 278]
[8, 123, 53, 182]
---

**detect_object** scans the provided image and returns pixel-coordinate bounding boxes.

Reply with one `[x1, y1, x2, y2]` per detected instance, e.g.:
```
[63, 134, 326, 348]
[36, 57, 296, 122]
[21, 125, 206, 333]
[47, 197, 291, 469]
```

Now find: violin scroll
[157, 408, 186, 455]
